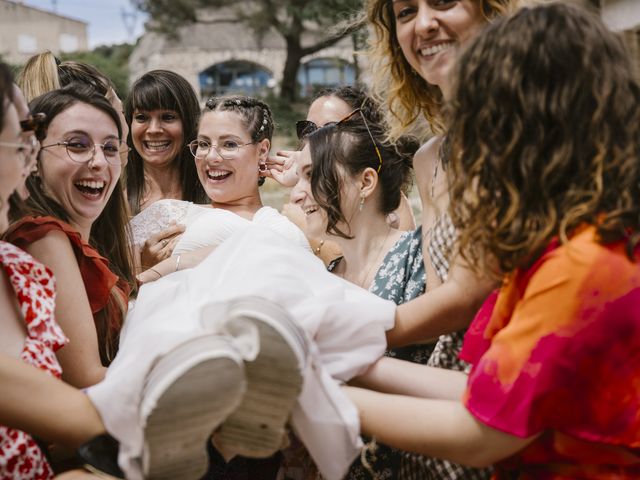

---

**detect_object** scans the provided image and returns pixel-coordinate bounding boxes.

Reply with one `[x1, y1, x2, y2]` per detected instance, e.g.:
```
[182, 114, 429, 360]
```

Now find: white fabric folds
[89, 226, 395, 480]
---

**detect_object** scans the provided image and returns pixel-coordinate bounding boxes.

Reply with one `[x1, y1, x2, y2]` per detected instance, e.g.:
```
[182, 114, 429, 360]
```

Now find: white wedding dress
[129, 199, 311, 254]
[89, 201, 395, 480]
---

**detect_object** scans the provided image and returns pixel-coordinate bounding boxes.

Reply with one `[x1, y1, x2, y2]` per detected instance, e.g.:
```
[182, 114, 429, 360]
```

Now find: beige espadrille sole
[141, 334, 246, 480]
[214, 296, 308, 459]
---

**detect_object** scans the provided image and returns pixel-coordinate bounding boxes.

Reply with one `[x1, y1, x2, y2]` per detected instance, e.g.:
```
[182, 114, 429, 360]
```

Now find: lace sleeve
[128, 199, 191, 247]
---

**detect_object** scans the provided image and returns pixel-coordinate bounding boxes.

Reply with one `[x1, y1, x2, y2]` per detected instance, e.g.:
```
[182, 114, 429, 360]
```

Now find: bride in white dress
[130, 95, 309, 279]
[88, 96, 396, 480]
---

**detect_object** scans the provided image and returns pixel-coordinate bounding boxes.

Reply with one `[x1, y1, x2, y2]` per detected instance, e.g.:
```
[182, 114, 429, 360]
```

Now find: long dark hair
[124, 70, 207, 214]
[14, 84, 136, 363]
[447, 3, 640, 277]
[308, 115, 413, 238]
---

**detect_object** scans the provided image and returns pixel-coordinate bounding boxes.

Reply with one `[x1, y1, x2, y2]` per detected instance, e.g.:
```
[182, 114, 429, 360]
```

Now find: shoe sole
[214, 296, 307, 458]
[141, 334, 245, 480]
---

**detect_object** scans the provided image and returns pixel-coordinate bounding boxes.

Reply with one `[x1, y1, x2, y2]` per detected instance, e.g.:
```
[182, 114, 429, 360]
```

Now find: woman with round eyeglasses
[6, 84, 136, 389]
[0, 62, 111, 480]
[90, 94, 398, 480]
[132, 95, 309, 283]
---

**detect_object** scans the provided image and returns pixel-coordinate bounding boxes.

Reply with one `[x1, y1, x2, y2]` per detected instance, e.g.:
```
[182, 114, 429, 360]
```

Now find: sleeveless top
[6, 216, 129, 365]
[0, 241, 67, 480]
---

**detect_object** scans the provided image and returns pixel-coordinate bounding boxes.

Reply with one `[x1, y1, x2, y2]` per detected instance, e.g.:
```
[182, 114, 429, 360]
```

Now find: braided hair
[204, 95, 274, 186]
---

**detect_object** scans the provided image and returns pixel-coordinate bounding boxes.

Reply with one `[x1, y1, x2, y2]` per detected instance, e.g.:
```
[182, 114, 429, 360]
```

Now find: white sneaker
[212, 296, 308, 458]
[140, 334, 246, 480]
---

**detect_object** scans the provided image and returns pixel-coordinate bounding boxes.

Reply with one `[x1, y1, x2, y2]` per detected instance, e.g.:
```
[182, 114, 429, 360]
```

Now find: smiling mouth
[419, 41, 455, 58]
[207, 169, 232, 181]
[143, 140, 171, 152]
[74, 180, 105, 198]
[304, 206, 318, 216]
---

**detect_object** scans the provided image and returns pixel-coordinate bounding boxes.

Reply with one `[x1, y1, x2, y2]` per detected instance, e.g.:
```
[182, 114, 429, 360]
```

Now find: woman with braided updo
[132, 95, 309, 282]
[87, 95, 395, 480]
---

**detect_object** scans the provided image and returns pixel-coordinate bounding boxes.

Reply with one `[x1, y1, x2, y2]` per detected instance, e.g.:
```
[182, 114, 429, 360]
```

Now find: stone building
[0, 0, 88, 65]
[129, 1, 640, 101]
[128, 7, 357, 101]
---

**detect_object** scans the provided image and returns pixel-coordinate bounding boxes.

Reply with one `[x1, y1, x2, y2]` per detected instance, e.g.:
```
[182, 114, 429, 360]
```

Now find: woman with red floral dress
[0, 61, 68, 480]
[0, 242, 68, 479]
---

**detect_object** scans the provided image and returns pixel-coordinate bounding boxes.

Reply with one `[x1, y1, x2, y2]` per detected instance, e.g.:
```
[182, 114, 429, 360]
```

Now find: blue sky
[22, 0, 148, 48]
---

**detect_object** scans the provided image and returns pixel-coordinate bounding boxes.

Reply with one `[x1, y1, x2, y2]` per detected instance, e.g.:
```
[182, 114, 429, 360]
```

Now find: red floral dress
[0, 241, 67, 480]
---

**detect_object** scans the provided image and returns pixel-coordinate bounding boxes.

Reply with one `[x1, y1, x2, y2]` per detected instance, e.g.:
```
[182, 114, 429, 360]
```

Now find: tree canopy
[133, 0, 365, 101]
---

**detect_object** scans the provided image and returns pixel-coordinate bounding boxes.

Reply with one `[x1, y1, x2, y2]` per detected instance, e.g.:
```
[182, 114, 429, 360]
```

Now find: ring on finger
[161, 239, 168, 248]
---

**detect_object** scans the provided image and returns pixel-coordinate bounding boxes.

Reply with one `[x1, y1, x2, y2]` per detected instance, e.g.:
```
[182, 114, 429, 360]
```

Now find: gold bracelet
[314, 240, 324, 256]
[175, 254, 182, 272]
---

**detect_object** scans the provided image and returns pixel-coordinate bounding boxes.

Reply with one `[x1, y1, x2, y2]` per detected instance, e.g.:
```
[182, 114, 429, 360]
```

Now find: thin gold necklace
[345, 226, 392, 289]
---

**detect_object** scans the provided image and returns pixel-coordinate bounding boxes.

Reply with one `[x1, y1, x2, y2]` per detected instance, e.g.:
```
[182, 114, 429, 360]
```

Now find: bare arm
[0, 353, 105, 448]
[137, 244, 216, 284]
[344, 386, 537, 468]
[351, 356, 468, 401]
[138, 223, 185, 271]
[388, 261, 496, 347]
[24, 231, 106, 387]
[389, 136, 497, 347]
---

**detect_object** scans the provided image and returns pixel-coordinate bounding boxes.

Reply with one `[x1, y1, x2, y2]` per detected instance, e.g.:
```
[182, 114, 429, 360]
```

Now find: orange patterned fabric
[461, 226, 640, 478]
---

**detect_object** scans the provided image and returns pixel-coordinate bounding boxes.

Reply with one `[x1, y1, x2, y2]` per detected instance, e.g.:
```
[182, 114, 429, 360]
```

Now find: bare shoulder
[413, 136, 443, 185]
[22, 229, 77, 268]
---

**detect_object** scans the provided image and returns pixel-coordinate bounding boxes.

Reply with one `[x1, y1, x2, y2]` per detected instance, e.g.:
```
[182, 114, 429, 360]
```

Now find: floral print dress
[0, 241, 67, 480]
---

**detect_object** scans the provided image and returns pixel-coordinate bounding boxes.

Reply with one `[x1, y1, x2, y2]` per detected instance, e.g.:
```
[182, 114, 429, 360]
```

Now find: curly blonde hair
[447, 3, 640, 278]
[366, 0, 517, 140]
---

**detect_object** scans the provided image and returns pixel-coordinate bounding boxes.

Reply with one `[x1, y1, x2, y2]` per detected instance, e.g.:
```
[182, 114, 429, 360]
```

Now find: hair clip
[20, 112, 47, 141]
[235, 99, 241, 106]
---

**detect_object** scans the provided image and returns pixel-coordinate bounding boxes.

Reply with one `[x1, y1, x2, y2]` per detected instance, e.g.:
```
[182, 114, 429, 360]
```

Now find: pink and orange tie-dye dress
[460, 226, 640, 479]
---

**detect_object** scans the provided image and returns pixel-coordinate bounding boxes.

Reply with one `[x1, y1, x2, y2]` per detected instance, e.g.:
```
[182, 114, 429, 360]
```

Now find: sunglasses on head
[299, 108, 383, 173]
[295, 119, 318, 140]
[20, 112, 47, 141]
